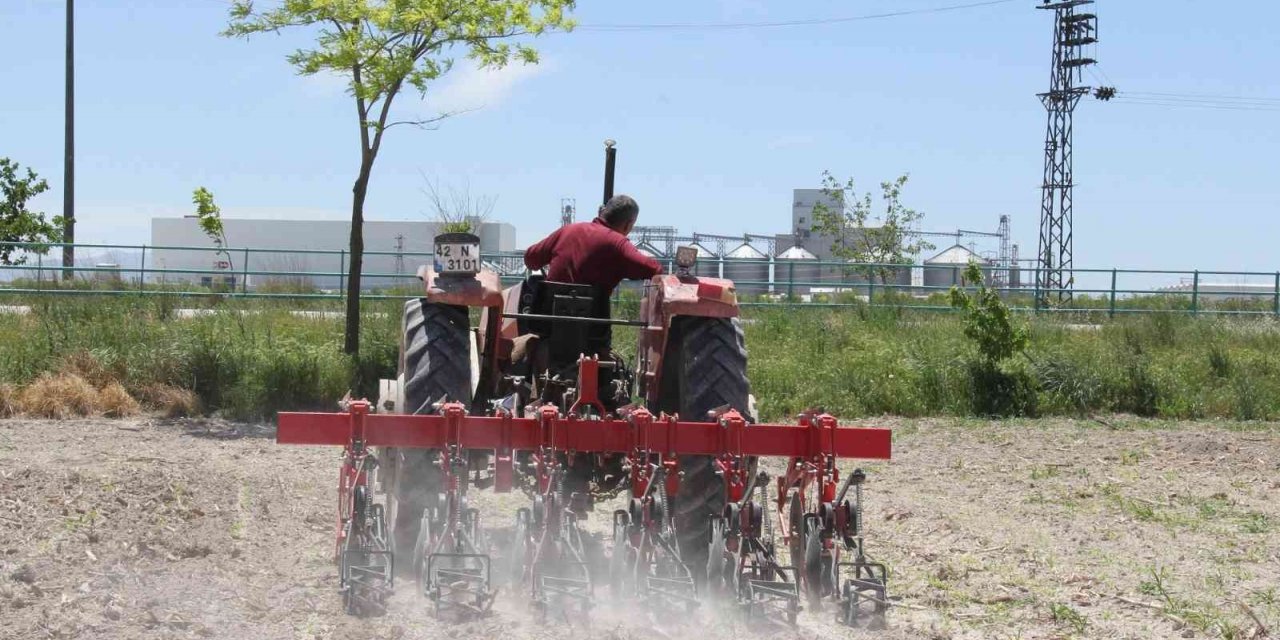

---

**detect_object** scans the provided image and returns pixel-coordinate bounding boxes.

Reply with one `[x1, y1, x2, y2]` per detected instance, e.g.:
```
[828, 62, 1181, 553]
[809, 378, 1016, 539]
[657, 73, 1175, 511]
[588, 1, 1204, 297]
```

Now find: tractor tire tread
[388, 299, 471, 568]
[671, 317, 749, 570]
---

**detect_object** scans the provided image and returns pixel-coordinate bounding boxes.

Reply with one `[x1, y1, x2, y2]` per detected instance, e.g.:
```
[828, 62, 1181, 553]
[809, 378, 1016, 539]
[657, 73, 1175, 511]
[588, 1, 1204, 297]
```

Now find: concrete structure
[150, 217, 516, 290]
[790, 189, 842, 258]
[724, 243, 769, 296]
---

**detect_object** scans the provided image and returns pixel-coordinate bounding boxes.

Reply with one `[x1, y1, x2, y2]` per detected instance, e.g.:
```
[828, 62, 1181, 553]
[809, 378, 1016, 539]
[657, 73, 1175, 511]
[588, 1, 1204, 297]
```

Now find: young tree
[0, 158, 62, 266]
[809, 171, 934, 284]
[192, 187, 233, 272]
[224, 0, 575, 356]
[949, 262, 1028, 365]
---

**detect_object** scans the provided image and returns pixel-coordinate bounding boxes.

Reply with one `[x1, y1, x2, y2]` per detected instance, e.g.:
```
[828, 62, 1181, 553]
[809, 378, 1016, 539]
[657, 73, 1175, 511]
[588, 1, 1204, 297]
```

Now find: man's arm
[524, 227, 562, 271]
[615, 237, 663, 280]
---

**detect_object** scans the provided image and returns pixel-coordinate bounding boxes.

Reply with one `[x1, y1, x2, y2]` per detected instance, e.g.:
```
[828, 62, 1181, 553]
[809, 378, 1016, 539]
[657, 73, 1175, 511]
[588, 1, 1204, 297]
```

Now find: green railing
[2, 241, 1278, 317]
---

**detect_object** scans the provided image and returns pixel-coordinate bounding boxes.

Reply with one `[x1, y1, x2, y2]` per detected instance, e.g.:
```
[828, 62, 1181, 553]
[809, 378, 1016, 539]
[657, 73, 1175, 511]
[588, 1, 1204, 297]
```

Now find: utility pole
[63, 0, 75, 279]
[560, 198, 576, 227]
[1035, 0, 1113, 305]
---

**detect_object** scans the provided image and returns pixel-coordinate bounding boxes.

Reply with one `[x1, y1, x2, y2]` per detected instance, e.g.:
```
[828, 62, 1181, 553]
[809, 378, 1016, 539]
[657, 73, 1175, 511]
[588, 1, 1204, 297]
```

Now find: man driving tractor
[522, 194, 663, 291]
[514, 193, 661, 409]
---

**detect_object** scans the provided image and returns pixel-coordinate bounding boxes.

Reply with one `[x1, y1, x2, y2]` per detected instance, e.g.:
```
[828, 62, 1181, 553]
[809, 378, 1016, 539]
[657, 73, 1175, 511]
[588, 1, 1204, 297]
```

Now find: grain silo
[687, 242, 719, 278]
[724, 243, 769, 295]
[775, 245, 819, 296]
[923, 244, 987, 294]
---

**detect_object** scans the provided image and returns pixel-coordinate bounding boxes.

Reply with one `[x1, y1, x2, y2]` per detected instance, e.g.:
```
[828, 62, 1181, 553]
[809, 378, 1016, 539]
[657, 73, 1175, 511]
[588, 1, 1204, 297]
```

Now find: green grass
[744, 307, 1280, 421]
[6, 296, 1280, 422]
[1049, 602, 1089, 634]
[0, 296, 399, 420]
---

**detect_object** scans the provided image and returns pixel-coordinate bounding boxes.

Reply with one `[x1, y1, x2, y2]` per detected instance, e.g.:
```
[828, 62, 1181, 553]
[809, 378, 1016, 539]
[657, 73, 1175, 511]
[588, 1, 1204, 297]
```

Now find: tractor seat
[518, 276, 612, 365]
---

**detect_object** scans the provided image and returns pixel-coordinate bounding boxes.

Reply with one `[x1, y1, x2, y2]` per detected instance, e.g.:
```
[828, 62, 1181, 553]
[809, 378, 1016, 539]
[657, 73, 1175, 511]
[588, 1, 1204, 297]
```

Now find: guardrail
[1, 241, 1278, 317]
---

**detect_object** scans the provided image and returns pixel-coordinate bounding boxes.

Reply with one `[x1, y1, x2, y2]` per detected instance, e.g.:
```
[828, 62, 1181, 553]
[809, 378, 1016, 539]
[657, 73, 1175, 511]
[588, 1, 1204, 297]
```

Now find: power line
[575, 0, 1017, 32]
[1111, 98, 1280, 113]
[1120, 91, 1280, 104]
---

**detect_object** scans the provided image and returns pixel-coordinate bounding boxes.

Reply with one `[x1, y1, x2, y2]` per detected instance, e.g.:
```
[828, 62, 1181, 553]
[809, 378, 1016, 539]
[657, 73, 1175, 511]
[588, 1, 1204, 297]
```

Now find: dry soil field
[2, 416, 1277, 639]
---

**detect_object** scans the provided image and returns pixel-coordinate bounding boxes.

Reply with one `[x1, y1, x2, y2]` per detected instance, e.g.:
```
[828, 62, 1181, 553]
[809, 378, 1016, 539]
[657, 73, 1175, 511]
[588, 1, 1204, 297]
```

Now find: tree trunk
[343, 157, 373, 356]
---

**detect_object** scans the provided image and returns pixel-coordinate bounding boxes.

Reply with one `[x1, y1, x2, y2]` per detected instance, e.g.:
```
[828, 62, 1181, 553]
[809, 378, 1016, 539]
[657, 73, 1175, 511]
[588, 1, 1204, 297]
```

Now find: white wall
[149, 218, 517, 290]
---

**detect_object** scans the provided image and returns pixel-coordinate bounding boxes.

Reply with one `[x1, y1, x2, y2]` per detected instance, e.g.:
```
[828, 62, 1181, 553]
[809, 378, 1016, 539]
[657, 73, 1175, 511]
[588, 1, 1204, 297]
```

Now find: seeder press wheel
[611, 477, 698, 611]
[526, 491, 595, 617]
[708, 483, 800, 625]
[340, 483, 393, 616]
[416, 490, 495, 619]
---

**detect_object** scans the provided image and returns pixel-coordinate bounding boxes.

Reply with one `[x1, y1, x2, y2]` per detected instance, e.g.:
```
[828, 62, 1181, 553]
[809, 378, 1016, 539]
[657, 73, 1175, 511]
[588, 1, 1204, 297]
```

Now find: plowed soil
[2, 416, 1277, 639]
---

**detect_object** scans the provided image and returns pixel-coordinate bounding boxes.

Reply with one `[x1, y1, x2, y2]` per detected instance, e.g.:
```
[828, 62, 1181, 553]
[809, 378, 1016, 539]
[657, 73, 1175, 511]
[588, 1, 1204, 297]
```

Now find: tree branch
[368, 79, 404, 158]
[383, 109, 473, 131]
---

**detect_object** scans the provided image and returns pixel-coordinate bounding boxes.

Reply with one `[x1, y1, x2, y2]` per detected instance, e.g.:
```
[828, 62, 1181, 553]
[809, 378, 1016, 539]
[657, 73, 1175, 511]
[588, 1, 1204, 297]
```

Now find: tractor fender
[651, 274, 739, 319]
[637, 274, 741, 401]
[417, 265, 504, 308]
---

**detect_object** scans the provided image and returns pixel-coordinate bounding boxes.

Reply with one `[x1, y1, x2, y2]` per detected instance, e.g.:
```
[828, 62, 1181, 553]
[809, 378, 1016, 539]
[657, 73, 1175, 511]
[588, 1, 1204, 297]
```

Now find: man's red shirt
[523, 219, 662, 293]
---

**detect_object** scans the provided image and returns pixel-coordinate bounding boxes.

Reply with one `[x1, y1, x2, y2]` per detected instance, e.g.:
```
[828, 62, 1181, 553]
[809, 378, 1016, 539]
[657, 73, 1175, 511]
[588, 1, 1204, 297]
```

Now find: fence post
[1032, 265, 1041, 313]
[1274, 272, 1279, 317]
[788, 262, 795, 301]
[868, 277, 875, 307]
[139, 245, 147, 289]
[36, 253, 43, 291]
[1109, 268, 1117, 319]
[1191, 270, 1199, 315]
[241, 248, 250, 294]
[338, 249, 346, 297]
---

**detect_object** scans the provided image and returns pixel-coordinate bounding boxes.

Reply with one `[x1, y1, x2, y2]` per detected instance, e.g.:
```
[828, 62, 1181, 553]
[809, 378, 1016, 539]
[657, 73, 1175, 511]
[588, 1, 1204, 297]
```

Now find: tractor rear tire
[386, 299, 472, 574]
[666, 317, 750, 580]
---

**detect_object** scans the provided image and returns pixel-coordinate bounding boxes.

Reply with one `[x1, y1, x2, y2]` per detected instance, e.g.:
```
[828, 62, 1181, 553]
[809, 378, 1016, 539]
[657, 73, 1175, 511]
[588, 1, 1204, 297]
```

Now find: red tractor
[277, 143, 891, 625]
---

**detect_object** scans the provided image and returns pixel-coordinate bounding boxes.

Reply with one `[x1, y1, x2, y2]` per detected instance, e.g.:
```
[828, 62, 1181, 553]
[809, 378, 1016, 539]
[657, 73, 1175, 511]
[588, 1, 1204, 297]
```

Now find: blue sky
[3, 0, 1279, 276]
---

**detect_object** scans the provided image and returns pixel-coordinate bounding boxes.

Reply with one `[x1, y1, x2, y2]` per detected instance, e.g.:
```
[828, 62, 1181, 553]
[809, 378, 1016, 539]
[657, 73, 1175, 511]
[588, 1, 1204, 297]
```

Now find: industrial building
[623, 188, 1006, 298]
[1156, 282, 1277, 302]
[149, 217, 516, 290]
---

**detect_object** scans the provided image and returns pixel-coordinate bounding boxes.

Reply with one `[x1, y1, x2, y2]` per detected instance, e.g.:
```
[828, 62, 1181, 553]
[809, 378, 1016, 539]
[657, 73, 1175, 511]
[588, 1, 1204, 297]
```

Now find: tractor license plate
[434, 241, 481, 274]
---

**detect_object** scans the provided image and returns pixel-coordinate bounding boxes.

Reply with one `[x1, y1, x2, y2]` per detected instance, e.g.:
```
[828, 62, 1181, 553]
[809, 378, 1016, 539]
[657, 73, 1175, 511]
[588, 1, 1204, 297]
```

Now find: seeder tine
[744, 578, 801, 625]
[339, 548, 393, 617]
[836, 560, 889, 628]
[425, 552, 495, 620]
[535, 574, 594, 616]
[644, 574, 699, 612]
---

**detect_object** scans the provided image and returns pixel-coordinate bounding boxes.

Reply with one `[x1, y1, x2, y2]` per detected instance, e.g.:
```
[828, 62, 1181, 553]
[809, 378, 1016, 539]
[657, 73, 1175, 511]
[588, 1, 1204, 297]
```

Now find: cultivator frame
[326, 401, 395, 616]
[279, 358, 892, 624]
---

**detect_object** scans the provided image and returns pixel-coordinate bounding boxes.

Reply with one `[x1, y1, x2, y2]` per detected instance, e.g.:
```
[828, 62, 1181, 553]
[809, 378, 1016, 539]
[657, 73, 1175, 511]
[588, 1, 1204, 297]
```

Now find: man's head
[598, 194, 640, 235]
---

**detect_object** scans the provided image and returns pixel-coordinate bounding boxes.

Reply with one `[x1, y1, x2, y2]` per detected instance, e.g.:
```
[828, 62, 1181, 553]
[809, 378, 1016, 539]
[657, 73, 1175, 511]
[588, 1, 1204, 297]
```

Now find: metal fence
[2, 241, 1278, 317]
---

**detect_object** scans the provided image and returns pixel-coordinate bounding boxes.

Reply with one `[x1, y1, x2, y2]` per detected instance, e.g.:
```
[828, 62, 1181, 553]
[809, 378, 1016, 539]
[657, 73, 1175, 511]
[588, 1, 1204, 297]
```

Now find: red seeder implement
[278, 359, 892, 625]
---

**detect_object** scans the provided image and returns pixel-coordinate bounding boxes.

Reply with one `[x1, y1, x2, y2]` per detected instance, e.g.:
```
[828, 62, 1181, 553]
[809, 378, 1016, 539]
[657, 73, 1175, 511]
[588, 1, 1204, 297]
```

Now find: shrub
[98, 382, 140, 417]
[18, 373, 99, 418]
[1034, 352, 1103, 415]
[1119, 358, 1160, 417]
[950, 263, 1035, 417]
[967, 360, 1038, 418]
[139, 384, 201, 418]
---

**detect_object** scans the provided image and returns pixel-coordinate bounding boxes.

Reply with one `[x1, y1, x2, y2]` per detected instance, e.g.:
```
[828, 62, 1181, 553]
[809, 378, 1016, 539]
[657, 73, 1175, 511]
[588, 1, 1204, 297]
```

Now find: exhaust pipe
[602, 139, 616, 205]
